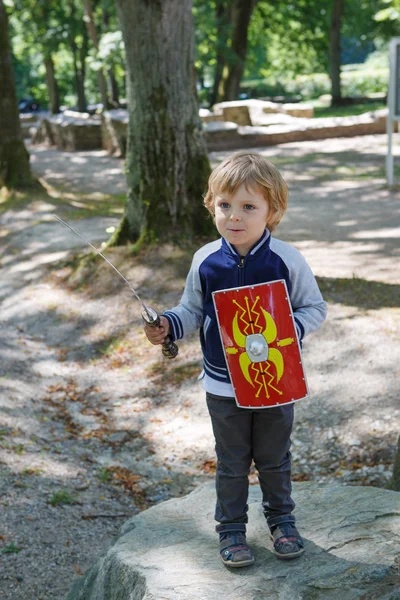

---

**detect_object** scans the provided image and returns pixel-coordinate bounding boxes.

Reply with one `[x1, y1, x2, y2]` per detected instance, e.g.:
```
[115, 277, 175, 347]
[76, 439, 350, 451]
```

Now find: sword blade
[52, 214, 149, 315]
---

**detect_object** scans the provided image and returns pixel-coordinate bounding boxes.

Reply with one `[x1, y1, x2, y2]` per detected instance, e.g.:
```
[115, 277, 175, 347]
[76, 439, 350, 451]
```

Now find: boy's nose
[230, 213, 241, 221]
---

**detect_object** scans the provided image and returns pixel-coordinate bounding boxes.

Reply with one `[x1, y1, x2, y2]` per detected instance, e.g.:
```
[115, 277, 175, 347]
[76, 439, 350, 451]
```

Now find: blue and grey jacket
[164, 229, 326, 387]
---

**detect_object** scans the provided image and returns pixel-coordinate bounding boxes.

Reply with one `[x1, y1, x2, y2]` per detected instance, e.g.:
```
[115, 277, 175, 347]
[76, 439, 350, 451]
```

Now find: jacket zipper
[238, 256, 245, 286]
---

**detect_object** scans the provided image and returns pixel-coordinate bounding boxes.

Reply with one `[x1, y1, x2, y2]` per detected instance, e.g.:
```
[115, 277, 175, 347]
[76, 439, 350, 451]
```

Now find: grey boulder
[66, 482, 400, 600]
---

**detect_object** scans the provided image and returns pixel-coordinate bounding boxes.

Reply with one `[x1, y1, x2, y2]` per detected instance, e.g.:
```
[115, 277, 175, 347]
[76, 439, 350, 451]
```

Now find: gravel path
[1, 135, 399, 600]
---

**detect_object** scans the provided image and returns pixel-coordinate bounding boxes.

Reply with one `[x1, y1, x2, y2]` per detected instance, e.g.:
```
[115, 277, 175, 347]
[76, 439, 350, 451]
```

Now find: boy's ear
[266, 208, 277, 226]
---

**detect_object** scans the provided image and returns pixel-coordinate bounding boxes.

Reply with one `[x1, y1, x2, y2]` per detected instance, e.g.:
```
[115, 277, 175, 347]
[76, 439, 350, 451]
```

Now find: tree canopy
[5, 0, 392, 110]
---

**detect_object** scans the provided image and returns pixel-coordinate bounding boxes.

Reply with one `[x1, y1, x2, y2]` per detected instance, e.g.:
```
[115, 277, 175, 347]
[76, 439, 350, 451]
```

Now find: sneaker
[216, 523, 255, 568]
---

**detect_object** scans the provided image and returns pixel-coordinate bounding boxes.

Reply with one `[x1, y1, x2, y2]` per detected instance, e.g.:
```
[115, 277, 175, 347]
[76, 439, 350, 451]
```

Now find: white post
[387, 38, 400, 186]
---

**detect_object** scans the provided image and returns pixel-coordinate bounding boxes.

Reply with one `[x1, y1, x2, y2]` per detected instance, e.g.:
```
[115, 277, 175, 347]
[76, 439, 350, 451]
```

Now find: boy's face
[214, 183, 272, 256]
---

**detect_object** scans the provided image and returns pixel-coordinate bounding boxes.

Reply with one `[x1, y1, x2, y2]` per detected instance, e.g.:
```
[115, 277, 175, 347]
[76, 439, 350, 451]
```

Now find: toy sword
[52, 214, 178, 359]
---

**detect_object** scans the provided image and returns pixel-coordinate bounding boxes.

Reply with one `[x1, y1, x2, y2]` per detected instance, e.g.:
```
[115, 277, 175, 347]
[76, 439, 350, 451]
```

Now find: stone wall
[20, 112, 47, 140]
[204, 109, 396, 151]
[31, 113, 102, 151]
[29, 104, 395, 155]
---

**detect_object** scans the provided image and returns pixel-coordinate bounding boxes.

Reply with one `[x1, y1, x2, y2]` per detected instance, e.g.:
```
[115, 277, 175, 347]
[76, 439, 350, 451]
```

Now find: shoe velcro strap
[268, 515, 295, 529]
[219, 533, 247, 552]
[216, 523, 246, 534]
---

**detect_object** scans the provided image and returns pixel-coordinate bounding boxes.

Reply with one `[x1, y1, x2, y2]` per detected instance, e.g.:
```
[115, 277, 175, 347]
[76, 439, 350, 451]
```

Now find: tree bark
[108, 68, 120, 107]
[45, 56, 61, 114]
[387, 434, 400, 491]
[112, 0, 211, 245]
[83, 0, 111, 109]
[71, 43, 87, 112]
[0, 0, 33, 189]
[101, 8, 120, 106]
[222, 0, 258, 102]
[69, 0, 87, 112]
[329, 0, 344, 106]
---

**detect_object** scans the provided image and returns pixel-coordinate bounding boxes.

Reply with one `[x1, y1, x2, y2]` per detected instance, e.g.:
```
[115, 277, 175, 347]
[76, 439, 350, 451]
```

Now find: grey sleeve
[271, 239, 327, 341]
[289, 254, 327, 341]
[162, 254, 204, 341]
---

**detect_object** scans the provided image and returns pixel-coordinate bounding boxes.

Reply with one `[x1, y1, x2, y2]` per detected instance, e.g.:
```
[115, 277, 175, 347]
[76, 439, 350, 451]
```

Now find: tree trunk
[329, 0, 344, 106]
[108, 68, 120, 107]
[0, 0, 33, 189]
[387, 434, 400, 491]
[83, 0, 111, 109]
[101, 8, 120, 107]
[69, 0, 87, 112]
[96, 69, 110, 109]
[210, 0, 231, 107]
[112, 0, 211, 245]
[44, 56, 61, 114]
[222, 0, 258, 102]
[72, 44, 87, 112]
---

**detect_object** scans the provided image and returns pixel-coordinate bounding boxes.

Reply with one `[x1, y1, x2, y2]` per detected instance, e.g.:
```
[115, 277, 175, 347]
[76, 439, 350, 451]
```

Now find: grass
[97, 332, 130, 357]
[22, 467, 43, 476]
[1, 542, 22, 555]
[316, 277, 400, 310]
[313, 102, 386, 119]
[97, 468, 113, 484]
[0, 188, 31, 215]
[0, 186, 125, 221]
[147, 360, 202, 386]
[49, 490, 75, 506]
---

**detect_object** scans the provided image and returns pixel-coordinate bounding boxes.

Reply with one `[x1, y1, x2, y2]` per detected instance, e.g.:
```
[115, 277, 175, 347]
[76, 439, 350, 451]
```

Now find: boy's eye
[244, 204, 255, 210]
[219, 202, 230, 209]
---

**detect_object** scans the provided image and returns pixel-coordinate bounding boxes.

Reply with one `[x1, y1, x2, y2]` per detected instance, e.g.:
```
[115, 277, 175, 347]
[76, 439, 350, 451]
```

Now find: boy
[145, 152, 326, 567]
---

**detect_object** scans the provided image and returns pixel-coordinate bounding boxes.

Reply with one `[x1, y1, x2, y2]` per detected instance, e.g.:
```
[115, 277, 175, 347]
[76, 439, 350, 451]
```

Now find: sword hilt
[142, 306, 179, 359]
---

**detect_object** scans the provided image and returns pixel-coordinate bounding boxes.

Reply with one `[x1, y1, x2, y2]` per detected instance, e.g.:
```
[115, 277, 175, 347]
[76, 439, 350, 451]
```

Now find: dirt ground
[0, 134, 399, 600]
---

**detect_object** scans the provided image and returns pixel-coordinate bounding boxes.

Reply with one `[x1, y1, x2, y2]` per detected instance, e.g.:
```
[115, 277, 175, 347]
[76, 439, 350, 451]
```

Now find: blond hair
[204, 152, 288, 232]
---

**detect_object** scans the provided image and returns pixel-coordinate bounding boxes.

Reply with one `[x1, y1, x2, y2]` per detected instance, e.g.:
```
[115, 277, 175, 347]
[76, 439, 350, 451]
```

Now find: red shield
[212, 280, 308, 409]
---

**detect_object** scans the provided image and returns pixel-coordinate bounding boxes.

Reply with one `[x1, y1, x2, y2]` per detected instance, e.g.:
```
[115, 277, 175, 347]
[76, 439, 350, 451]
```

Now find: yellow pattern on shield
[225, 299, 294, 399]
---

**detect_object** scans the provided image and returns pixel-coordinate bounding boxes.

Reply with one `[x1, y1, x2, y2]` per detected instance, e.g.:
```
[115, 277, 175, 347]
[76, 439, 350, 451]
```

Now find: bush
[341, 67, 388, 96]
[240, 64, 389, 101]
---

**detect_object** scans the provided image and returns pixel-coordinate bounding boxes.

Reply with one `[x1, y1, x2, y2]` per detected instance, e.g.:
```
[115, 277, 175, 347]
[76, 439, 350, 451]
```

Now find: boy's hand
[144, 316, 170, 345]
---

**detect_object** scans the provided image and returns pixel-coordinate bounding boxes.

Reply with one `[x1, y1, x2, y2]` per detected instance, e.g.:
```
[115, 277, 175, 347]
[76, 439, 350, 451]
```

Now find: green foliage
[193, 0, 386, 106]
[6, 0, 391, 111]
[314, 101, 386, 119]
[240, 60, 389, 101]
[1, 542, 22, 554]
[193, 0, 217, 83]
[98, 31, 125, 69]
[317, 276, 400, 310]
[247, 0, 330, 79]
[97, 468, 113, 483]
[8, 0, 121, 109]
[49, 490, 74, 506]
[374, 0, 400, 37]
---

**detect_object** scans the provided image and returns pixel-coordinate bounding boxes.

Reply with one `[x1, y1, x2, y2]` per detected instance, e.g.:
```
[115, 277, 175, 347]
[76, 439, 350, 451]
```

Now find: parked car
[19, 97, 41, 113]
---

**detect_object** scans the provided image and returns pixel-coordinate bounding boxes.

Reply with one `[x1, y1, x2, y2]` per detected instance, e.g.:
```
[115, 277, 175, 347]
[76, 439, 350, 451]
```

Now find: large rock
[20, 111, 50, 140]
[281, 102, 314, 118]
[199, 107, 224, 123]
[101, 109, 128, 157]
[203, 121, 240, 148]
[65, 482, 400, 600]
[32, 113, 102, 151]
[212, 99, 314, 126]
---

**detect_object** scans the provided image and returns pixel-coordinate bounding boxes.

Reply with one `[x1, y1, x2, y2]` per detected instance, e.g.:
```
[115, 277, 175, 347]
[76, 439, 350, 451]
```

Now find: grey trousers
[206, 392, 295, 525]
